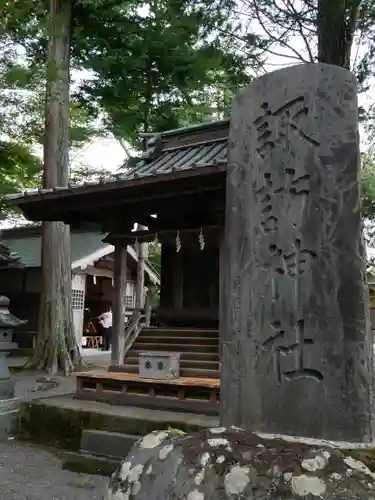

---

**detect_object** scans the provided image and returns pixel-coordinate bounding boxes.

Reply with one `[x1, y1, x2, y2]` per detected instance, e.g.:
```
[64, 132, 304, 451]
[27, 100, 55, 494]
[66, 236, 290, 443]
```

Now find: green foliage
[361, 153, 375, 221]
[361, 153, 375, 265]
[71, 0, 257, 144]
[69, 164, 114, 184]
[167, 426, 186, 436]
[149, 285, 160, 313]
[0, 8, 100, 219]
[148, 241, 161, 271]
[2, 0, 259, 147]
[0, 141, 41, 213]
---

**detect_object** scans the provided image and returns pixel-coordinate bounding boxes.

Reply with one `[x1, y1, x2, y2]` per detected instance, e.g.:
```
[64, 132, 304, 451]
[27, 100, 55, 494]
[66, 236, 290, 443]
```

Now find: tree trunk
[317, 0, 360, 69]
[27, 0, 78, 374]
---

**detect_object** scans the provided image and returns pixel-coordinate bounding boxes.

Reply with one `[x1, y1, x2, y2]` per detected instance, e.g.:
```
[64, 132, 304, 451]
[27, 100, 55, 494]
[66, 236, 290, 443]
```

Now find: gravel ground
[0, 441, 108, 500]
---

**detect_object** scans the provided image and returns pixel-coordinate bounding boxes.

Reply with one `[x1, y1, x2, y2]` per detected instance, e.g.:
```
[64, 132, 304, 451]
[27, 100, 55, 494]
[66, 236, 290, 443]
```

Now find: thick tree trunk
[27, 0, 78, 374]
[317, 0, 361, 69]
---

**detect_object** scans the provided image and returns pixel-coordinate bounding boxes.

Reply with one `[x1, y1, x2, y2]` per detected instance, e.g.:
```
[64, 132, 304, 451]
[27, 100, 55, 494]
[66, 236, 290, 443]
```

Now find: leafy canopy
[2, 0, 259, 147]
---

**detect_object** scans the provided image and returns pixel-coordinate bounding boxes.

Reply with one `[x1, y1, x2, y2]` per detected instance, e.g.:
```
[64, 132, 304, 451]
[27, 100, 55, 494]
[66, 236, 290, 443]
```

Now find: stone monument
[220, 62, 373, 442]
[0, 296, 26, 437]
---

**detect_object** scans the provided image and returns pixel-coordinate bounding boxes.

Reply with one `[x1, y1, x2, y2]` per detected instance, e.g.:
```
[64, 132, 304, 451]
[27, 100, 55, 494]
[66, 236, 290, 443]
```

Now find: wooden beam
[52, 181, 225, 223]
[75, 266, 113, 278]
[145, 204, 224, 230]
[16, 165, 226, 207]
[105, 224, 223, 245]
[173, 250, 184, 309]
[111, 243, 127, 366]
[103, 206, 224, 241]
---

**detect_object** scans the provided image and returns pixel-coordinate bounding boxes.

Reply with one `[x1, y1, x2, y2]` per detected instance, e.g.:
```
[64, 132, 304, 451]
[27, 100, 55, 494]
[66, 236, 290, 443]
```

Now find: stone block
[0, 397, 19, 438]
[80, 429, 138, 459]
[62, 451, 119, 477]
[0, 378, 15, 399]
[138, 352, 180, 379]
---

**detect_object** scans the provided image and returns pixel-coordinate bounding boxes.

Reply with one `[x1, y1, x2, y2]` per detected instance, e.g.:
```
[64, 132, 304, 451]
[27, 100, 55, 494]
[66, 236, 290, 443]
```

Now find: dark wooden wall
[158, 242, 219, 327]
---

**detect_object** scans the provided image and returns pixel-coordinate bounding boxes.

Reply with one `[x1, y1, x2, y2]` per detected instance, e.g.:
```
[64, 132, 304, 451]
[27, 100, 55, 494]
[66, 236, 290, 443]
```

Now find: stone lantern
[0, 296, 26, 437]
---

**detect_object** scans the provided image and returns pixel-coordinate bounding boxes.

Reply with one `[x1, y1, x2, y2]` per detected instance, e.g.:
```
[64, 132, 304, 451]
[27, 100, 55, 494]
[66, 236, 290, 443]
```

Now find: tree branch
[251, 0, 310, 62]
[281, 0, 315, 61]
[111, 131, 132, 158]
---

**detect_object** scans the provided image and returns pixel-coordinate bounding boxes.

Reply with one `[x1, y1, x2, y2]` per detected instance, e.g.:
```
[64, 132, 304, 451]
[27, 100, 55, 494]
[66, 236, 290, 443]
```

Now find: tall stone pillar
[220, 63, 373, 442]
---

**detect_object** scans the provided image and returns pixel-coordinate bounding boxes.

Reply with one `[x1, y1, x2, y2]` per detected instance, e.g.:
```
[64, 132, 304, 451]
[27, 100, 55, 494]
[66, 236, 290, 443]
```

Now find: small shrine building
[9, 119, 229, 415]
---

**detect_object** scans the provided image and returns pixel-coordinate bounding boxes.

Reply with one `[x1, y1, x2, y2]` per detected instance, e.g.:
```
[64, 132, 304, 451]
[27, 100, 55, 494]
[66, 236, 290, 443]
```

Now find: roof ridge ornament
[141, 134, 163, 163]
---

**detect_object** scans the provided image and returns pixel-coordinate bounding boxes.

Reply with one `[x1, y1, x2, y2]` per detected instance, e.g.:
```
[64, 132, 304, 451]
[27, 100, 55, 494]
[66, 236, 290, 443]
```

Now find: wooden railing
[123, 290, 152, 358]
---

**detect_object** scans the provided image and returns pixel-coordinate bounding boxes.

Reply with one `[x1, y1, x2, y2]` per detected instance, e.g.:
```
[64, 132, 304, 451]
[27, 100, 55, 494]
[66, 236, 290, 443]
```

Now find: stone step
[17, 395, 218, 451]
[62, 451, 119, 477]
[138, 336, 218, 345]
[127, 350, 219, 362]
[142, 328, 218, 338]
[80, 429, 138, 459]
[133, 343, 219, 353]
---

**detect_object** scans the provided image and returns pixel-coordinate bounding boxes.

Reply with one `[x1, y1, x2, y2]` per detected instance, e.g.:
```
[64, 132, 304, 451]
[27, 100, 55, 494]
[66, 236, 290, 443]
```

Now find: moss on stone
[167, 427, 186, 437]
[18, 402, 89, 450]
[109, 428, 375, 500]
[342, 448, 375, 472]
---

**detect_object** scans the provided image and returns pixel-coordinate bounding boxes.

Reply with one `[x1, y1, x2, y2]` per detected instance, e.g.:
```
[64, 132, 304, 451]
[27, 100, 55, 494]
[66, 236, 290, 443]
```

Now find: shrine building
[9, 119, 230, 415]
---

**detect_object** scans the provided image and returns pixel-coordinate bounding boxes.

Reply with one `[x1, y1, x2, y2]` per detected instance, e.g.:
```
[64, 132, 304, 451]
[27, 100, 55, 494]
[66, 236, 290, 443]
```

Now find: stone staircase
[18, 395, 218, 476]
[111, 327, 220, 379]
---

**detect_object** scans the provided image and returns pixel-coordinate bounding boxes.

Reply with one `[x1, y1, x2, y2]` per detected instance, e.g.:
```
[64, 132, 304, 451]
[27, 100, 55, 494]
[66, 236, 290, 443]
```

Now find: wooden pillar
[135, 241, 148, 310]
[173, 250, 184, 310]
[111, 242, 127, 366]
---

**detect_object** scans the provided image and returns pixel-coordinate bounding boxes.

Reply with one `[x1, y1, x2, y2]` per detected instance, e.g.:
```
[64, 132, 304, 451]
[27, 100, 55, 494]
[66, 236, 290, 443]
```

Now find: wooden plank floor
[76, 371, 220, 389]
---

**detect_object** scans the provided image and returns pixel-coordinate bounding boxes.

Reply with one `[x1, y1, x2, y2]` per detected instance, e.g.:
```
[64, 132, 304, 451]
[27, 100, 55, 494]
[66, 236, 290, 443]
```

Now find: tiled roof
[126, 138, 227, 179]
[6, 119, 229, 201]
[1, 229, 110, 268]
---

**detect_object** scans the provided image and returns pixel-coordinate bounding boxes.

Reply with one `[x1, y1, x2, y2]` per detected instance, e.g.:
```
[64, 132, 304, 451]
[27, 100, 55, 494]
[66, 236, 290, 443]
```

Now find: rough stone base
[0, 378, 15, 399]
[108, 428, 375, 499]
[0, 397, 19, 438]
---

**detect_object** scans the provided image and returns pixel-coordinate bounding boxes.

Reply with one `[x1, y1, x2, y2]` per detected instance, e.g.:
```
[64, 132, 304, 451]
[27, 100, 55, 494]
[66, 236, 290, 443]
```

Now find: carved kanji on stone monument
[251, 97, 323, 386]
[222, 64, 373, 441]
[254, 97, 320, 159]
